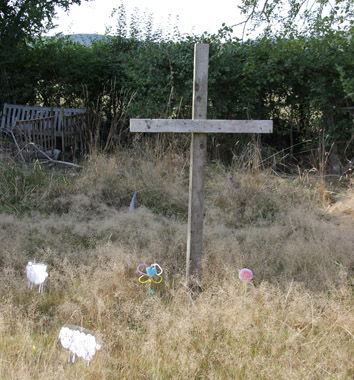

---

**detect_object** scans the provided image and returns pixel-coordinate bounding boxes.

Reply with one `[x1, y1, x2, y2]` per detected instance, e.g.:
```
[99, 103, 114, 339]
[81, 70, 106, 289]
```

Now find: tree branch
[28, 143, 83, 168]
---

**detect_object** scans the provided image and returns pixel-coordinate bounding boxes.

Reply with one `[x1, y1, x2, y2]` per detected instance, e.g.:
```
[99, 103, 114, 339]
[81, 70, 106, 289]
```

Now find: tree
[238, 0, 354, 37]
[0, 0, 91, 46]
[0, 0, 91, 105]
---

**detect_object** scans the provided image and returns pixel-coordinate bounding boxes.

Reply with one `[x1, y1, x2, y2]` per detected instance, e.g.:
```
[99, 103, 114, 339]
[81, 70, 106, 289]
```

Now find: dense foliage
[0, 4, 353, 165]
[0, 0, 90, 112]
[238, 0, 354, 38]
[0, 0, 89, 44]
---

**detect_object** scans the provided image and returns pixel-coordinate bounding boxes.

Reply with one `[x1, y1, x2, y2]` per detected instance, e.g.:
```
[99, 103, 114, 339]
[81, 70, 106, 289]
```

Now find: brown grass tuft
[0, 149, 354, 379]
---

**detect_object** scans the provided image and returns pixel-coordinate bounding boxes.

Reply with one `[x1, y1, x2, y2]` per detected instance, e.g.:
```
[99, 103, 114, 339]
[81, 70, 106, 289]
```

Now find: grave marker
[130, 43, 273, 290]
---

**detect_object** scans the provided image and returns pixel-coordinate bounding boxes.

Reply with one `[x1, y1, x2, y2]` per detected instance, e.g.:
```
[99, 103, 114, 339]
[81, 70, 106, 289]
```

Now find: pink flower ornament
[239, 268, 253, 282]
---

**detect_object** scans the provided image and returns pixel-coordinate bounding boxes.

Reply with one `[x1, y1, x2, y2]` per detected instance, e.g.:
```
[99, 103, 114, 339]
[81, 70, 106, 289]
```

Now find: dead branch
[3, 128, 28, 168]
[28, 143, 83, 169]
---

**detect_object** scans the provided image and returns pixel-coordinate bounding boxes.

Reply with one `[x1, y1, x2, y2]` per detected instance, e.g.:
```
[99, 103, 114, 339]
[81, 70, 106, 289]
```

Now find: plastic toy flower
[239, 268, 253, 282]
[137, 263, 163, 284]
[238, 268, 253, 305]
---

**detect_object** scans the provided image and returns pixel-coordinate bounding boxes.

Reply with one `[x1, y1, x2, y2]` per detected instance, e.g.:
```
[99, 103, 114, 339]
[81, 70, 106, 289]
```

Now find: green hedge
[1, 31, 353, 162]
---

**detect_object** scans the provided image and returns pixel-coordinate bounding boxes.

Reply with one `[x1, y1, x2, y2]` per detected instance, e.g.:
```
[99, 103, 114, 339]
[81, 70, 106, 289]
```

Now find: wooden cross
[130, 43, 273, 289]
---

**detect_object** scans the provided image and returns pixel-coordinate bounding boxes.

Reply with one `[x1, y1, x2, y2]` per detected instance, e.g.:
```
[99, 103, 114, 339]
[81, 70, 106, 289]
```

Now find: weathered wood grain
[1, 103, 85, 131]
[130, 119, 273, 133]
[186, 44, 210, 287]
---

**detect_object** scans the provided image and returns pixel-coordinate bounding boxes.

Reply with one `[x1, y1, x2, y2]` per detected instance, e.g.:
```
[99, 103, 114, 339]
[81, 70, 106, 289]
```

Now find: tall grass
[0, 148, 353, 379]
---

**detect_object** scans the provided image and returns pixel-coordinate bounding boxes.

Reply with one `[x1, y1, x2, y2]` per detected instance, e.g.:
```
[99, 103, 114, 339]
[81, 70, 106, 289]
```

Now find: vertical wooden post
[186, 44, 209, 289]
[61, 107, 65, 158]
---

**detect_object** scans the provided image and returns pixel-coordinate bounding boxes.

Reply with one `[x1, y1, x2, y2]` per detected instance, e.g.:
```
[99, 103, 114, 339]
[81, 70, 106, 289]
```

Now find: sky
[48, 0, 245, 37]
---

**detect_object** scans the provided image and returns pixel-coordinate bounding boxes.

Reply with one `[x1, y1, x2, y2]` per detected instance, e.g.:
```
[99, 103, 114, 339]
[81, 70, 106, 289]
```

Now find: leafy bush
[1, 23, 354, 162]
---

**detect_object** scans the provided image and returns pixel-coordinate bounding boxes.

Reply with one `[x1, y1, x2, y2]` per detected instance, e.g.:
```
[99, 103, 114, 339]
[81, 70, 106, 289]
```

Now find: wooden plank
[6, 104, 12, 128]
[58, 108, 64, 132]
[41, 119, 45, 151]
[14, 110, 18, 126]
[44, 119, 47, 150]
[39, 119, 44, 149]
[46, 118, 51, 151]
[192, 43, 209, 120]
[64, 113, 68, 147]
[11, 108, 18, 129]
[186, 44, 209, 288]
[61, 110, 65, 153]
[1, 103, 7, 129]
[186, 132, 207, 286]
[14, 116, 55, 124]
[18, 108, 25, 126]
[43, 115, 48, 145]
[36, 120, 40, 152]
[3, 104, 85, 113]
[42, 119, 46, 150]
[30, 108, 35, 120]
[27, 121, 32, 146]
[130, 119, 273, 133]
[51, 116, 55, 151]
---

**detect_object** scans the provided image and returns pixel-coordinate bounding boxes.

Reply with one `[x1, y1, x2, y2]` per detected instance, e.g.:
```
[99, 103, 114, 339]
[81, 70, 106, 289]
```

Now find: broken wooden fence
[1, 103, 86, 157]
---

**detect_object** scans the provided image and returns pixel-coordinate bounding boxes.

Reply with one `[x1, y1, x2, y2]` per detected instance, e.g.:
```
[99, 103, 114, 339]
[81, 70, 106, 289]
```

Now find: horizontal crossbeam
[130, 119, 273, 133]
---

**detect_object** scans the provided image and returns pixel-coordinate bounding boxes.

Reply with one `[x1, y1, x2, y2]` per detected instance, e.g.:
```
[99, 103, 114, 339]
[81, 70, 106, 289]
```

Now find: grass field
[0, 147, 354, 379]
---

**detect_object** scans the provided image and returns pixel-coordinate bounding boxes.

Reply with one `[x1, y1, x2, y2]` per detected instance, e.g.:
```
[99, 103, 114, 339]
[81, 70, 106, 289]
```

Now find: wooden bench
[1, 103, 86, 155]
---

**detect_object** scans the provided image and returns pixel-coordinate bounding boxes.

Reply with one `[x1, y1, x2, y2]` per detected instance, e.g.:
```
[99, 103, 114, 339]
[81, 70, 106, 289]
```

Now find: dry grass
[0, 149, 354, 379]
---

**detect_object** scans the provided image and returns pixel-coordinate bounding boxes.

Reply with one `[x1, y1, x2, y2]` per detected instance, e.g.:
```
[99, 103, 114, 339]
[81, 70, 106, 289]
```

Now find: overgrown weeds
[0, 147, 353, 379]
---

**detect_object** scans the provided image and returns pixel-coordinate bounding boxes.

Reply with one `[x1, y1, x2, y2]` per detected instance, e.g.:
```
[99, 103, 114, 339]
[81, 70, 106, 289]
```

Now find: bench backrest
[1, 103, 86, 132]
